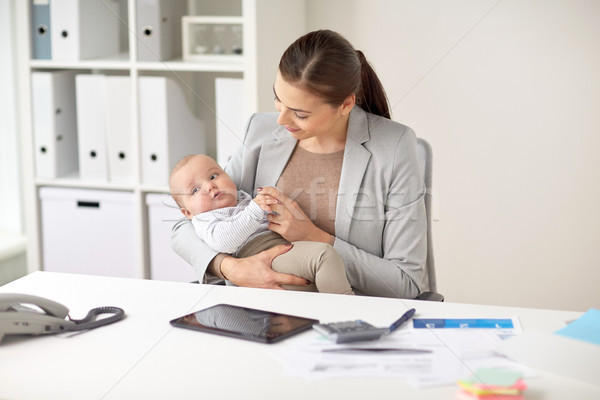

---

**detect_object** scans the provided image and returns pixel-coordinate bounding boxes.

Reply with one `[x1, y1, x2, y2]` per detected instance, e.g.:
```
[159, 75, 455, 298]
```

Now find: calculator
[312, 320, 389, 344]
[313, 309, 416, 344]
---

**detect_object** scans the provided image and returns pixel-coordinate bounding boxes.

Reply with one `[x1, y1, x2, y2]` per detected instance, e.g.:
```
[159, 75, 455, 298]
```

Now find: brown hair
[279, 30, 390, 119]
[168, 154, 197, 208]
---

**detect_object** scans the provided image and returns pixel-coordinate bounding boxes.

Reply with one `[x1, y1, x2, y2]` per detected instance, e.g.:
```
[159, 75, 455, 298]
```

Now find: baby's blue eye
[191, 187, 200, 195]
[210, 173, 218, 180]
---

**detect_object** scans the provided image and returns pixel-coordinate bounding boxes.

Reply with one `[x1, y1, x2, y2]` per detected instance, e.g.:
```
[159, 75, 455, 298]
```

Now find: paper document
[271, 325, 532, 388]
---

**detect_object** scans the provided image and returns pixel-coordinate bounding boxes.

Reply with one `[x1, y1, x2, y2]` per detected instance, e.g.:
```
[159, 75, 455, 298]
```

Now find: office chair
[414, 138, 444, 302]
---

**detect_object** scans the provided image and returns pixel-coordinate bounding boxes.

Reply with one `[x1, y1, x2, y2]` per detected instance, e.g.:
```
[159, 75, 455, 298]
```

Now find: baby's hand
[253, 193, 273, 213]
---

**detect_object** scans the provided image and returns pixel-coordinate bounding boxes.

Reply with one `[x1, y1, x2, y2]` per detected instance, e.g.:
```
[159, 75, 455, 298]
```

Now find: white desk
[1, 272, 598, 400]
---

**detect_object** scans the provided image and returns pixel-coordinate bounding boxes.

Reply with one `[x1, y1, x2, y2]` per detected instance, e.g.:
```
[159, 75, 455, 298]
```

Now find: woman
[171, 30, 426, 298]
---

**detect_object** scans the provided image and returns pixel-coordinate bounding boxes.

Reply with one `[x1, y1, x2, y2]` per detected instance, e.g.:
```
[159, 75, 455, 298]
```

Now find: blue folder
[413, 318, 515, 329]
[31, 0, 52, 59]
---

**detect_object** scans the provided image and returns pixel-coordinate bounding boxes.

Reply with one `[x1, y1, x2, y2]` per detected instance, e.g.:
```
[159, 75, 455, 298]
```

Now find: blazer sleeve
[170, 218, 219, 283]
[334, 121, 426, 298]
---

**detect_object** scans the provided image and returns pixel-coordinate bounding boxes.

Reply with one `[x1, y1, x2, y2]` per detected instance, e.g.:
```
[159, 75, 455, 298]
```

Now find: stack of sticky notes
[456, 368, 526, 400]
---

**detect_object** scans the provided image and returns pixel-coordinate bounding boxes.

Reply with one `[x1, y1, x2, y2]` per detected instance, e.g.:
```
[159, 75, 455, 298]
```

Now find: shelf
[139, 185, 170, 194]
[35, 177, 136, 192]
[30, 52, 132, 70]
[136, 58, 244, 72]
[34, 178, 173, 195]
[30, 57, 245, 73]
[182, 16, 244, 24]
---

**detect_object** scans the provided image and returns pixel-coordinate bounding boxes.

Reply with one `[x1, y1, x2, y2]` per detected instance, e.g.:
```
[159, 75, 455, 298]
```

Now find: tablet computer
[170, 304, 319, 344]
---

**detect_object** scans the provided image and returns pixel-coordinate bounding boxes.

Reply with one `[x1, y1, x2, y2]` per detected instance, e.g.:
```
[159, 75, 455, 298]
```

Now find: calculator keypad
[323, 321, 375, 333]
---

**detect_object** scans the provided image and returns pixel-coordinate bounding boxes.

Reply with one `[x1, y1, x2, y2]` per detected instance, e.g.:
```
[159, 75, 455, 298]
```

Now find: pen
[387, 308, 416, 333]
[322, 347, 431, 354]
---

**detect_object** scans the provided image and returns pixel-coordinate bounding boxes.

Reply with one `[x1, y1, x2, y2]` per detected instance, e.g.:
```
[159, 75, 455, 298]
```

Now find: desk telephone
[0, 293, 125, 343]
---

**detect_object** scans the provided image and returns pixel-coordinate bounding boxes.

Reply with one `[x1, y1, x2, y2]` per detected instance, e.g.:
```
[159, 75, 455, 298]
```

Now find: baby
[169, 154, 353, 295]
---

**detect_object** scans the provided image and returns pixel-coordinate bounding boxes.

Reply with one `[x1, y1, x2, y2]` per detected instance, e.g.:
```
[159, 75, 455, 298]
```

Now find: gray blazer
[171, 107, 426, 298]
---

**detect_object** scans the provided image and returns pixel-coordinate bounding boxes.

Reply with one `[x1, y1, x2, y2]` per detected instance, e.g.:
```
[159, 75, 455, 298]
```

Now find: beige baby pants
[236, 232, 353, 295]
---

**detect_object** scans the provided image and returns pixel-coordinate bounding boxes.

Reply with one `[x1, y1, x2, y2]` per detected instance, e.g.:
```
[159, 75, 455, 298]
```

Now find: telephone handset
[0, 293, 125, 343]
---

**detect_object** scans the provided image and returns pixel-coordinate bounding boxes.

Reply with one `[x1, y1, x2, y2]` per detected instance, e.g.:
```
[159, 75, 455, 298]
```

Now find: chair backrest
[416, 138, 437, 293]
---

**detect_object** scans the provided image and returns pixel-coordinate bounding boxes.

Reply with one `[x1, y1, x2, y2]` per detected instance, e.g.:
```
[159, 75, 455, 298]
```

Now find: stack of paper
[270, 326, 533, 388]
[456, 368, 526, 400]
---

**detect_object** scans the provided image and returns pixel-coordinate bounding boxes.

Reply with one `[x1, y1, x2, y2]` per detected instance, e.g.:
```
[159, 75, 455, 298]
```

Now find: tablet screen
[170, 304, 319, 343]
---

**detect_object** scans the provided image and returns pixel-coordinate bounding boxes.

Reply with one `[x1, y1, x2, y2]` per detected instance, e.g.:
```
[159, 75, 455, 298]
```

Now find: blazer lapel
[336, 108, 371, 241]
[254, 126, 297, 188]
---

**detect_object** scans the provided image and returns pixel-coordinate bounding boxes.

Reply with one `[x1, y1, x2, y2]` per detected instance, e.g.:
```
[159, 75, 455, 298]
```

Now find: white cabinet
[146, 193, 196, 282]
[40, 187, 138, 278]
[16, 0, 306, 280]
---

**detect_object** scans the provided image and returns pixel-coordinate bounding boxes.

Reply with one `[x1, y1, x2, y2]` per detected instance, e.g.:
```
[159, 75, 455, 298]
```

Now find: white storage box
[182, 16, 244, 63]
[146, 193, 196, 282]
[39, 187, 138, 278]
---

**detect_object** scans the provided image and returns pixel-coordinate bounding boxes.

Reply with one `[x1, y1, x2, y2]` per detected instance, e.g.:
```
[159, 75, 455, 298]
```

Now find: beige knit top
[276, 145, 344, 236]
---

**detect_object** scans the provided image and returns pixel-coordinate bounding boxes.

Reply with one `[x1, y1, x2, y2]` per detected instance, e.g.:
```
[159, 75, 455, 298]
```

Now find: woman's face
[273, 70, 354, 143]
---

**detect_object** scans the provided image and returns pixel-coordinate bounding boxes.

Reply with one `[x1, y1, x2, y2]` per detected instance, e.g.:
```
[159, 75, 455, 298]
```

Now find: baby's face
[171, 155, 238, 218]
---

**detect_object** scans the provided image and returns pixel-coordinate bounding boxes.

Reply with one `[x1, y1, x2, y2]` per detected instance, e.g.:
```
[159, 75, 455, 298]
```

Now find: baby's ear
[181, 208, 192, 220]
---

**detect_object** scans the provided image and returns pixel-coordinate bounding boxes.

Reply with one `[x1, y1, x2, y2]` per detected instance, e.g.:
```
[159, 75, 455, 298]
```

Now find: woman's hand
[220, 243, 309, 289]
[257, 187, 331, 243]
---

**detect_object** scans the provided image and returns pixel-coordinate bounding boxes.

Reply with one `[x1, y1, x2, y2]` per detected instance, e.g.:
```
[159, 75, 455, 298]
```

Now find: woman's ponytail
[356, 50, 391, 119]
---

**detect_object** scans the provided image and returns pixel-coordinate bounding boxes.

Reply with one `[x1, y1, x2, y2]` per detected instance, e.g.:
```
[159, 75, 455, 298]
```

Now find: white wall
[307, 0, 600, 311]
[0, 0, 23, 234]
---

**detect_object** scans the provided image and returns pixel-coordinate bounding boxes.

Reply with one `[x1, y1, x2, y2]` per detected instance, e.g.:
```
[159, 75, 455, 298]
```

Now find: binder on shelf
[31, 71, 79, 179]
[50, 0, 120, 61]
[139, 76, 206, 186]
[31, 0, 52, 59]
[136, 0, 187, 62]
[215, 78, 244, 167]
[75, 74, 109, 181]
[105, 76, 134, 183]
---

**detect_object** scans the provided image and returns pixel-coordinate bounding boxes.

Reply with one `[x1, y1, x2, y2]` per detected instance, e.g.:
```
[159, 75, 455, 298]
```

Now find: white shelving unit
[15, 0, 306, 280]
